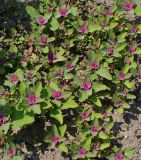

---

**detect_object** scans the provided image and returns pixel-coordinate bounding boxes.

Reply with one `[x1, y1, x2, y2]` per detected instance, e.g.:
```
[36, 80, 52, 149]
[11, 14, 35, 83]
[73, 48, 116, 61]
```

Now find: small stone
[139, 148, 141, 154]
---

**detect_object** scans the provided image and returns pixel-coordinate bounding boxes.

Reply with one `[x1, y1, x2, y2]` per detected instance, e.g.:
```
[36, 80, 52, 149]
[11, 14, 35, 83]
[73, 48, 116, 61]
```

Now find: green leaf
[50, 18, 60, 31]
[11, 115, 34, 130]
[99, 131, 108, 139]
[12, 156, 23, 160]
[117, 32, 127, 43]
[92, 94, 102, 107]
[127, 94, 136, 99]
[42, 46, 49, 53]
[79, 91, 88, 102]
[19, 82, 26, 96]
[72, 56, 79, 65]
[106, 122, 114, 131]
[58, 143, 68, 153]
[44, 133, 52, 143]
[47, 37, 55, 43]
[96, 67, 112, 80]
[122, 103, 130, 109]
[62, 99, 78, 110]
[50, 109, 63, 124]
[124, 147, 135, 156]
[34, 81, 42, 97]
[31, 104, 41, 114]
[83, 137, 92, 150]
[9, 44, 17, 52]
[91, 113, 103, 120]
[117, 107, 123, 113]
[54, 55, 66, 62]
[64, 73, 73, 80]
[49, 81, 59, 91]
[93, 83, 110, 92]
[53, 124, 59, 135]
[59, 125, 67, 137]
[109, 22, 118, 29]
[26, 6, 39, 18]
[100, 142, 110, 150]
[115, 42, 127, 52]
[135, 6, 141, 16]
[88, 24, 102, 32]
[0, 123, 10, 134]
[16, 69, 24, 81]
[124, 80, 135, 89]
[70, 7, 78, 16]
[87, 152, 97, 158]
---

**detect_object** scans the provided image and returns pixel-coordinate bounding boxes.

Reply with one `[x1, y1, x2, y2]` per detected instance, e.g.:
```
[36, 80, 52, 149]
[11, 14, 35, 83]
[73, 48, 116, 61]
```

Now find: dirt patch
[113, 86, 141, 160]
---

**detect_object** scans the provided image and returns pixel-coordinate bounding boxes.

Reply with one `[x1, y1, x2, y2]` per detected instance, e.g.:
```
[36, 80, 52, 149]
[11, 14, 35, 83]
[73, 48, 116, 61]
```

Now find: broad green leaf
[50, 18, 60, 31]
[34, 81, 42, 97]
[42, 46, 49, 53]
[70, 7, 78, 16]
[79, 91, 88, 102]
[88, 24, 102, 32]
[99, 131, 108, 139]
[19, 82, 26, 96]
[83, 137, 92, 150]
[49, 81, 60, 91]
[53, 124, 59, 135]
[41, 101, 52, 110]
[91, 113, 103, 120]
[111, 3, 117, 12]
[31, 104, 41, 114]
[11, 115, 34, 130]
[0, 123, 10, 134]
[87, 152, 97, 158]
[50, 109, 63, 124]
[54, 55, 66, 62]
[106, 122, 114, 131]
[96, 67, 112, 80]
[12, 156, 23, 160]
[100, 142, 110, 150]
[72, 56, 79, 65]
[26, 6, 39, 17]
[9, 44, 17, 52]
[122, 64, 130, 74]
[127, 94, 136, 99]
[110, 22, 118, 29]
[117, 107, 123, 113]
[16, 69, 24, 81]
[58, 143, 68, 153]
[92, 94, 102, 107]
[115, 42, 127, 52]
[135, 6, 141, 16]
[44, 12, 52, 21]
[93, 83, 110, 92]
[124, 80, 135, 89]
[124, 148, 135, 156]
[44, 133, 52, 143]
[117, 32, 127, 43]
[122, 103, 130, 109]
[62, 99, 78, 110]
[59, 124, 67, 137]
[47, 37, 55, 43]
[4, 80, 13, 88]
[64, 73, 73, 80]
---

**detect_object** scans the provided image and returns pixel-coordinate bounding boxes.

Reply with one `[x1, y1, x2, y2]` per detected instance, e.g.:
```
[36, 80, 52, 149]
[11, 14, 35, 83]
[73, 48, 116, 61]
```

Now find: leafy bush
[0, 0, 141, 159]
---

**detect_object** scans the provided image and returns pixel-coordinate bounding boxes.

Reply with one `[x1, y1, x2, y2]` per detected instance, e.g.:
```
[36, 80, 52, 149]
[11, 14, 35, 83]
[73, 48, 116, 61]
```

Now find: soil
[113, 85, 141, 160]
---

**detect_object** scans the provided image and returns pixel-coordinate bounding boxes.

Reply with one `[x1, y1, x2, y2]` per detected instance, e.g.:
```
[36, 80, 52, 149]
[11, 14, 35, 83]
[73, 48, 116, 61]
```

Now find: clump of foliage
[1, 0, 141, 159]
